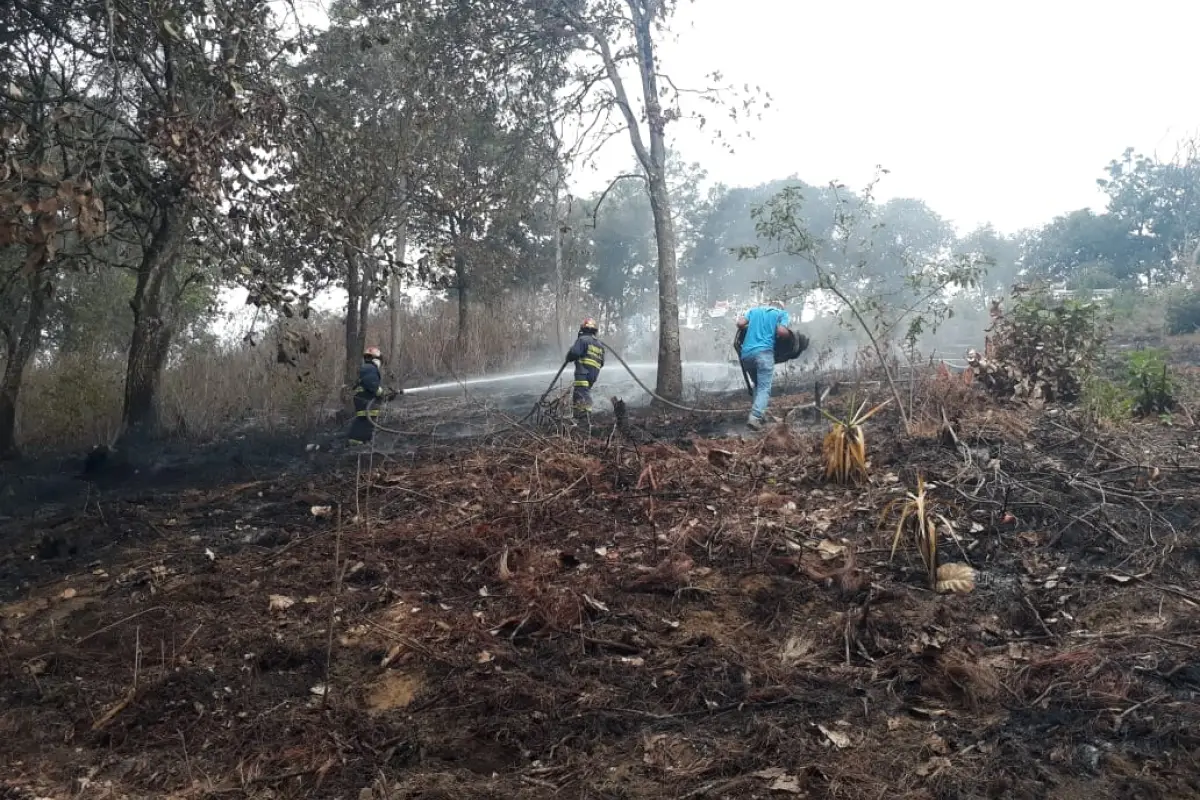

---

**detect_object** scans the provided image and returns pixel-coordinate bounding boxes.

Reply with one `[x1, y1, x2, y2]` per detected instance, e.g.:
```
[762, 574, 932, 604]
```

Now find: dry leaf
[916, 756, 952, 777]
[706, 448, 735, 466]
[816, 539, 845, 561]
[817, 724, 851, 748]
[60, 588, 77, 600]
[497, 546, 512, 582]
[477, 650, 494, 664]
[752, 769, 804, 793]
[907, 705, 949, 718]
[310, 505, 332, 518]
[780, 635, 813, 666]
[582, 594, 609, 613]
[935, 562, 976, 594]
[925, 734, 950, 755]
[268, 594, 296, 612]
[381, 643, 404, 668]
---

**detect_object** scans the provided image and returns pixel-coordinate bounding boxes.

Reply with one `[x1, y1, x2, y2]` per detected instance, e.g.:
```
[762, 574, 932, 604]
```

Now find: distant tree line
[3, 0, 1198, 456]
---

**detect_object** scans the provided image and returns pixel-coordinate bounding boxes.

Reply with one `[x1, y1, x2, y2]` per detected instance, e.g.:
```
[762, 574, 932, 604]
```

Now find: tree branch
[588, 173, 647, 228]
[585, 21, 651, 169]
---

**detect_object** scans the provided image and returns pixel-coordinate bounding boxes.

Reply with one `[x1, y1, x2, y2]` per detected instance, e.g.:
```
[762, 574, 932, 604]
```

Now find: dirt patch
[365, 671, 424, 713]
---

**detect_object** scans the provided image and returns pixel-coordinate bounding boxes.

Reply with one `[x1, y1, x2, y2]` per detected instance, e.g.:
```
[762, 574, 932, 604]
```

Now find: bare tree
[551, 0, 764, 401]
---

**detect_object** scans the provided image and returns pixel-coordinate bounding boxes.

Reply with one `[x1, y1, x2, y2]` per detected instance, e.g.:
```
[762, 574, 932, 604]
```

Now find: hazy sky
[574, 0, 1200, 235]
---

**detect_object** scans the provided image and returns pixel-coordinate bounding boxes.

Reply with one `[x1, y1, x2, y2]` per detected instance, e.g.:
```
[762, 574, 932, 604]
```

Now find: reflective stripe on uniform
[573, 379, 590, 387]
[579, 358, 601, 368]
[355, 409, 381, 417]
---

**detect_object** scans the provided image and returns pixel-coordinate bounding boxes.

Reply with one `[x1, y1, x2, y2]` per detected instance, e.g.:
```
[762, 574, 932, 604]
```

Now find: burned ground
[2, 381, 1200, 799]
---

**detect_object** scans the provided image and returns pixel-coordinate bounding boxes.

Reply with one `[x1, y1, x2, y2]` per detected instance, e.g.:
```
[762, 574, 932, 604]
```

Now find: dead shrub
[915, 362, 980, 424]
[13, 290, 595, 453]
[18, 351, 124, 451]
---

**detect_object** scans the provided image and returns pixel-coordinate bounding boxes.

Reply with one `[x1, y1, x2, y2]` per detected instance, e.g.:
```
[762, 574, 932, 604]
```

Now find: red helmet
[580, 317, 598, 332]
[364, 346, 382, 359]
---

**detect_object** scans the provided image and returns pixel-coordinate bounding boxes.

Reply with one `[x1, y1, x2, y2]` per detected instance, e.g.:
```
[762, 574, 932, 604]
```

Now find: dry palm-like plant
[822, 399, 891, 484]
[888, 474, 940, 587]
[886, 475, 977, 593]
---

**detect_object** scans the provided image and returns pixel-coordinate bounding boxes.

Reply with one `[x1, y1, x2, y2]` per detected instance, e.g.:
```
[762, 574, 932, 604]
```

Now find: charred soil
[2, 384, 1200, 799]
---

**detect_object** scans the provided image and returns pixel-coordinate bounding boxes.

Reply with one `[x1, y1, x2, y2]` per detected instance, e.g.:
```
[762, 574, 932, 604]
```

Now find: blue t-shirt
[740, 306, 790, 357]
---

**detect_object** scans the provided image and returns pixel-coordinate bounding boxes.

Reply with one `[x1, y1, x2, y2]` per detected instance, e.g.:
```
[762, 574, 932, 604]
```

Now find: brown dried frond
[626, 554, 694, 593]
[935, 647, 1001, 709]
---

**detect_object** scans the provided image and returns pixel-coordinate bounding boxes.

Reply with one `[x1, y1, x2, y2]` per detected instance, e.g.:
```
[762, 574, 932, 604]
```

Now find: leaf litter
[1, 385, 1200, 798]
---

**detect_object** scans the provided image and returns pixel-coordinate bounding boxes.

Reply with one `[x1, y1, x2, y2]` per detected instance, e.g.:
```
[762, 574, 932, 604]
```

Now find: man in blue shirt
[736, 300, 791, 430]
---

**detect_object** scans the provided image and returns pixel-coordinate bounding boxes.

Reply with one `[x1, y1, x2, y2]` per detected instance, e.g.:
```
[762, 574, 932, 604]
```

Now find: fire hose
[366, 337, 826, 441]
[523, 338, 827, 419]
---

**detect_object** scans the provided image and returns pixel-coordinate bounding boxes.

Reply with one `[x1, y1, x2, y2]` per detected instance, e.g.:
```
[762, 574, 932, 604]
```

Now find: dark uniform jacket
[355, 361, 383, 402]
[567, 334, 604, 369]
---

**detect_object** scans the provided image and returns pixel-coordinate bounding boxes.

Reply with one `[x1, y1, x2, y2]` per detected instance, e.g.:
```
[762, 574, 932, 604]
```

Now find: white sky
[573, 0, 1200, 235]
[247, 0, 1200, 332]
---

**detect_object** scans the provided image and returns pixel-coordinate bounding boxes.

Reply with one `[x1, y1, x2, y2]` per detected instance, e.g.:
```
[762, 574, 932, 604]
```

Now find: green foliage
[738, 178, 987, 353]
[971, 289, 1110, 403]
[1022, 144, 1200, 288]
[1166, 290, 1200, 335]
[587, 175, 657, 314]
[957, 223, 1026, 296]
[1098, 147, 1200, 281]
[736, 174, 988, 429]
[1081, 376, 1132, 425]
[1023, 209, 1131, 283]
[1125, 348, 1174, 415]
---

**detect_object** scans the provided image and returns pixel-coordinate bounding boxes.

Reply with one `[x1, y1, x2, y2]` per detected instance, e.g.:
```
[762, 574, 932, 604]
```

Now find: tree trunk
[388, 267, 403, 368]
[120, 205, 185, 445]
[631, 7, 683, 401]
[389, 180, 410, 370]
[344, 243, 364, 390]
[0, 274, 54, 459]
[646, 168, 682, 399]
[358, 260, 372, 352]
[122, 312, 174, 442]
[590, 1, 684, 400]
[551, 164, 565, 353]
[455, 250, 468, 351]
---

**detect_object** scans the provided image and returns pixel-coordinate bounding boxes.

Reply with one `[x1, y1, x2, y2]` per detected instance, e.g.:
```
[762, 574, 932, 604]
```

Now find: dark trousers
[348, 396, 379, 443]
[572, 365, 599, 418]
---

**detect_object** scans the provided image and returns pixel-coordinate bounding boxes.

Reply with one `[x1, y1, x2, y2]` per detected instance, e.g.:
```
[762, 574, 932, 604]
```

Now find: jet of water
[400, 361, 740, 396]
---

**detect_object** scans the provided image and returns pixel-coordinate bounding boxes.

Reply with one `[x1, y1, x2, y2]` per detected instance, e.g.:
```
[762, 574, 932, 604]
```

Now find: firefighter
[565, 317, 605, 421]
[347, 346, 399, 446]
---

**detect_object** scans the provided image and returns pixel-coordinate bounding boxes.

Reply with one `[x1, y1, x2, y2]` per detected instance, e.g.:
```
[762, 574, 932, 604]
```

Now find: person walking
[736, 300, 791, 430]
[348, 346, 399, 446]
[565, 317, 605, 421]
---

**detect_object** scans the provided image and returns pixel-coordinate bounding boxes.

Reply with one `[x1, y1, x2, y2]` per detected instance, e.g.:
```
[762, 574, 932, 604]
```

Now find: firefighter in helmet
[348, 346, 400, 446]
[565, 317, 604, 420]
